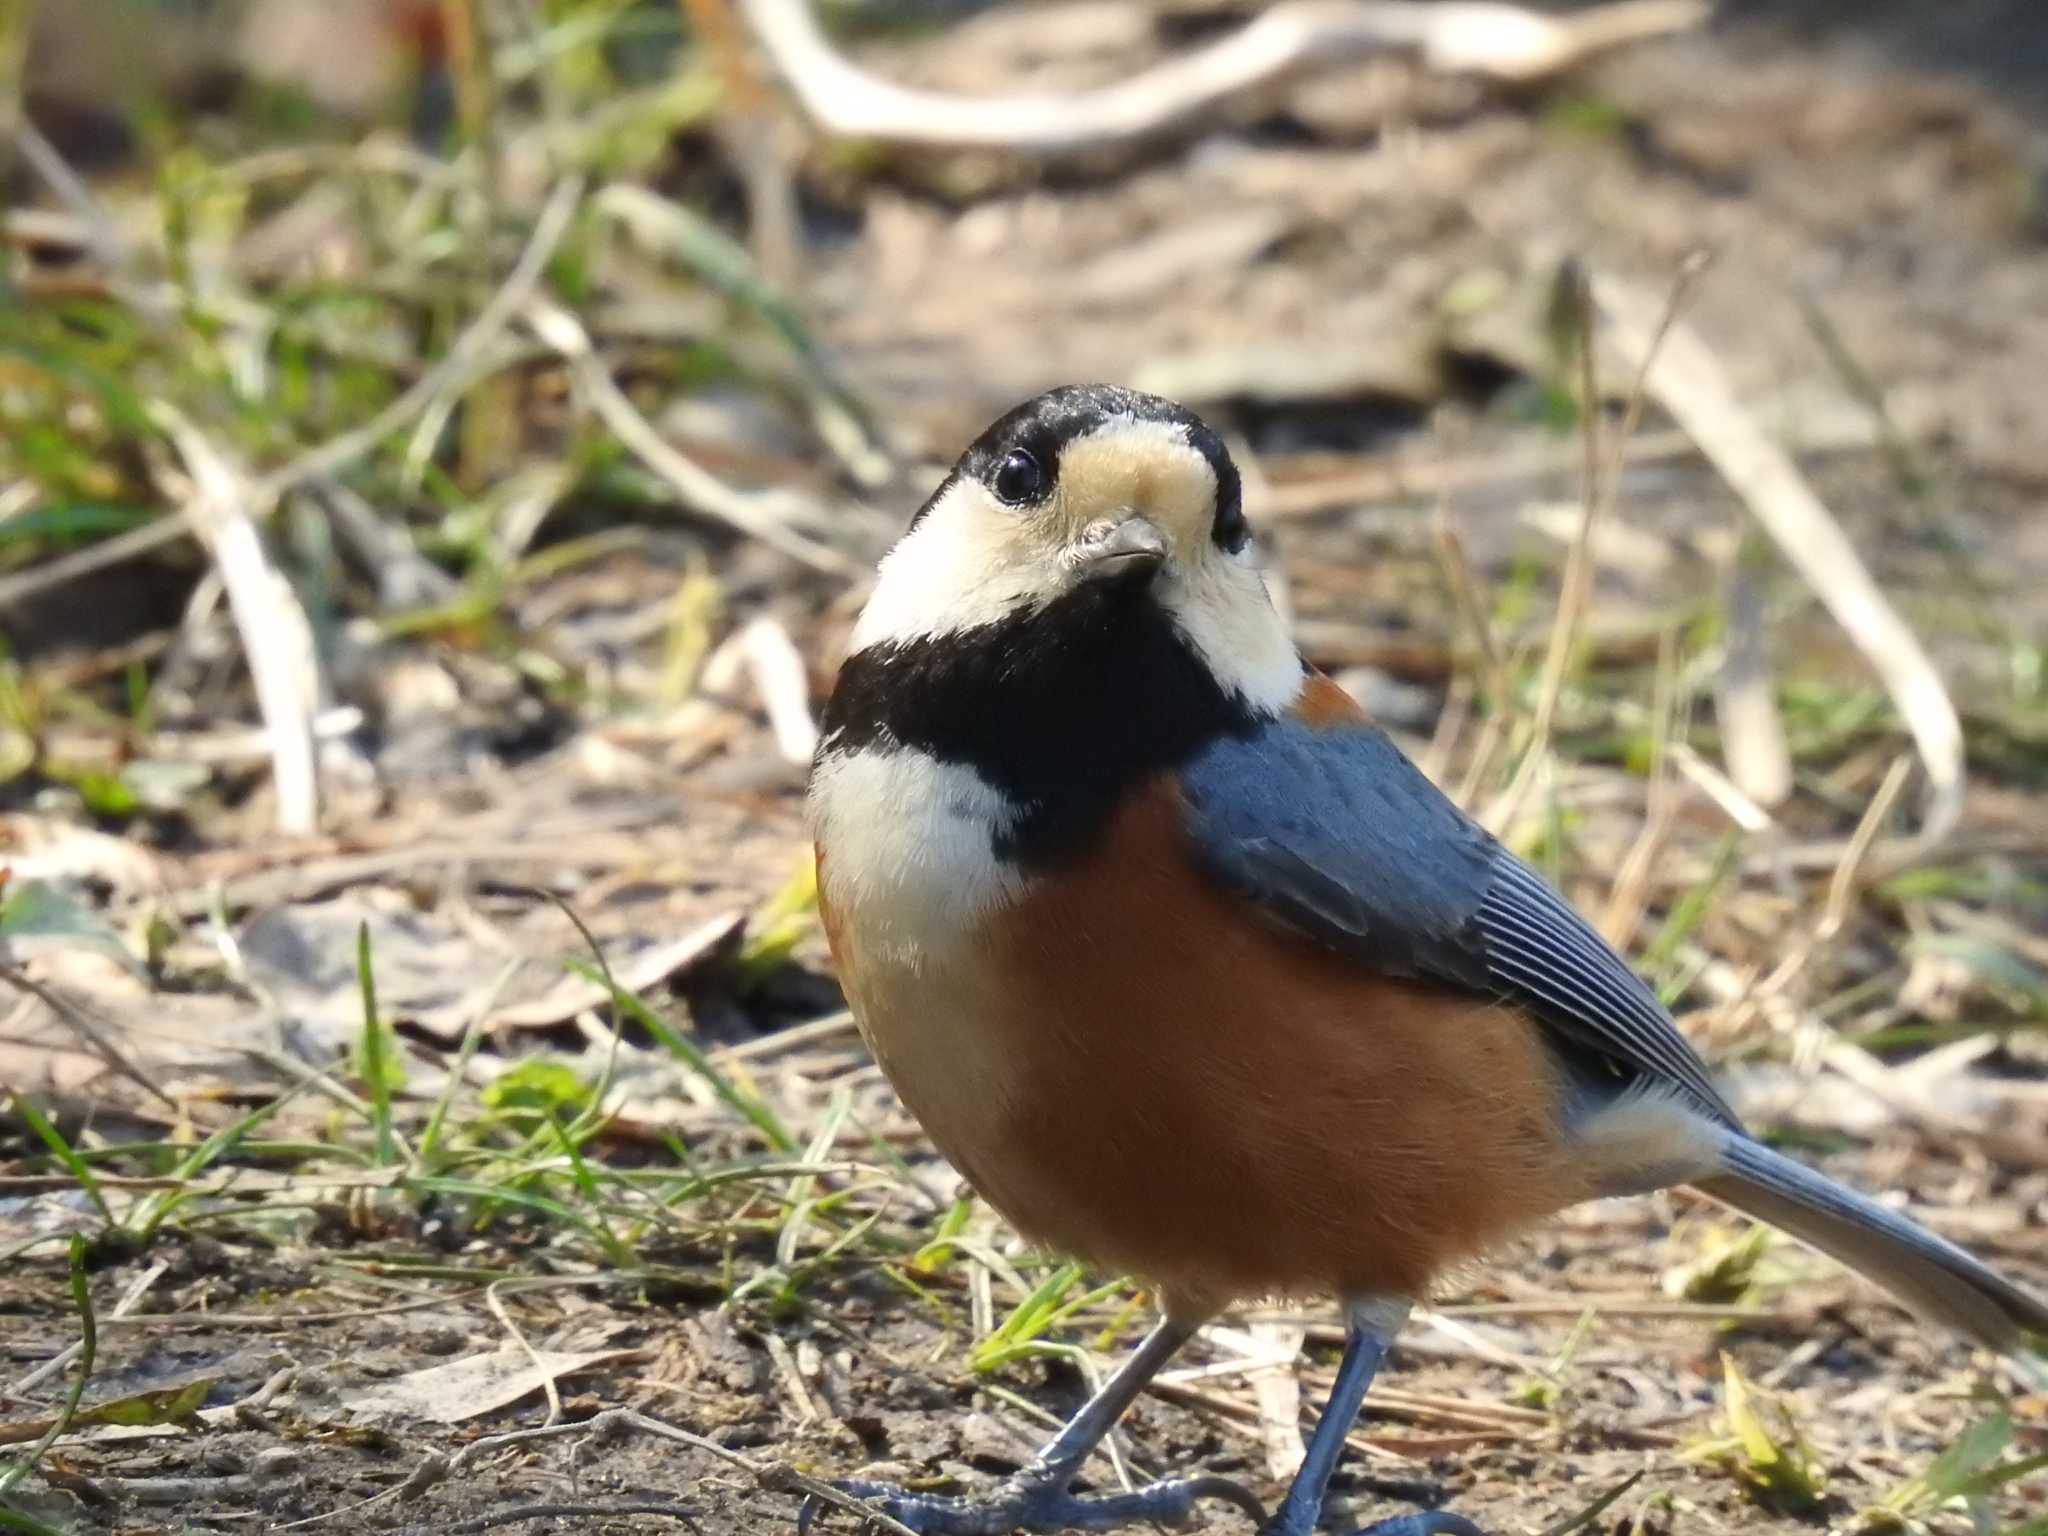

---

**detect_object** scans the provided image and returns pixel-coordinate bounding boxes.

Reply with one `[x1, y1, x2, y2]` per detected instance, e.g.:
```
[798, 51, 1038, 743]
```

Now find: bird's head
[848, 384, 1300, 715]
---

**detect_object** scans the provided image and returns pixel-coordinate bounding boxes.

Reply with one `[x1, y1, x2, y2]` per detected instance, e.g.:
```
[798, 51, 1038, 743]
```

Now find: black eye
[992, 448, 1046, 505]
[1211, 485, 1249, 553]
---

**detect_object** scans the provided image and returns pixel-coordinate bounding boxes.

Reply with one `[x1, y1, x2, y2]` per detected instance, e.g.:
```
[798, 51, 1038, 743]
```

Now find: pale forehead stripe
[1056, 417, 1214, 487]
[1054, 418, 1218, 537]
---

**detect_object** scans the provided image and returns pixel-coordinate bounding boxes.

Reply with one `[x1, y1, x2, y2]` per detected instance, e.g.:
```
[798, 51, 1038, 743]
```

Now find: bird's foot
[1259, 1507, 1485, 1536]
[1346, 1513, 1486, 1536]
[800, 1467, 1266, 1534]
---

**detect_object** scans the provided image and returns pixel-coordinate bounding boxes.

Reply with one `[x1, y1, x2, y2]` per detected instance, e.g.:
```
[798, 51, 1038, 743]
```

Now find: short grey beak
[1076, 517, 1168, 584]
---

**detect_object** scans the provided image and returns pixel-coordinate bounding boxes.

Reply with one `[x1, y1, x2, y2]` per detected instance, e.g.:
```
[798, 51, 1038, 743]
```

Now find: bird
[805, 383, 2048, 1536]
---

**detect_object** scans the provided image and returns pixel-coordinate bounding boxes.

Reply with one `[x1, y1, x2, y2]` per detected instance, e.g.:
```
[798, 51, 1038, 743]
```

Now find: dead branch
[738, 617, 821, 762]
[739, 0, 1707, 155]
[421, 1504, 704, 1535]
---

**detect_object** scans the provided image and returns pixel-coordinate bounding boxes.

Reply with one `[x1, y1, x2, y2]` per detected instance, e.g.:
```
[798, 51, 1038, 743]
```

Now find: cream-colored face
[853, 416, 1303, 713]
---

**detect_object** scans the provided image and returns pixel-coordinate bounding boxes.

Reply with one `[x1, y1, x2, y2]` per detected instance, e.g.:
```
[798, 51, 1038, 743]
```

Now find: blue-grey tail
[1697, 1134, 2048, 1352]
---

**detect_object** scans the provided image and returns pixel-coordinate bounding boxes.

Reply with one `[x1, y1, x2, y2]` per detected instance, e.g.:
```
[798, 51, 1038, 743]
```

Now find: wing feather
[1179, 716, 1742, 1129]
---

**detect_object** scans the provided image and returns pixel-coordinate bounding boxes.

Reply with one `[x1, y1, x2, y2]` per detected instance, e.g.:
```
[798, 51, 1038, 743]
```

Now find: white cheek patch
[852, 485, 1062, 650]
[1162, 559, 1304, 715]
[809, 746, 1026, 960]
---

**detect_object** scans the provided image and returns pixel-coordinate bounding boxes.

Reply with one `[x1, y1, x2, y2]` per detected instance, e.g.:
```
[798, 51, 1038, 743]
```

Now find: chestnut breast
[821, 771, 1589, 1315]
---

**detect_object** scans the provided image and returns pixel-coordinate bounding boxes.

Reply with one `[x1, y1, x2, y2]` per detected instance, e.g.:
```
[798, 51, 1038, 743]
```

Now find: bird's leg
[1260, 1297, 1485, 1536]
[1011, 1313, 1190, 1483]
[802, 1315, 1266, 1534]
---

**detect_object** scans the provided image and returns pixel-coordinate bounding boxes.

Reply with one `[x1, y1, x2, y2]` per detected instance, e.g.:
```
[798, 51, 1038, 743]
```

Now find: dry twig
[446, 1406, 919, 1536]
[0, 514, 193, 612]
[257, 176, 584, 500]
[1246, 1319, 1309, 1479]
[1486, 257, 1704, 837]
[4, 112, 178, 326]
[524, 298, 863, 576]
[738, 617, 822, 762]
[483, 1282, 562, 1430]
[0, 967, 181, 1112]
[7, 1261, 166, 1399]
[424, 1503, 703, 1534]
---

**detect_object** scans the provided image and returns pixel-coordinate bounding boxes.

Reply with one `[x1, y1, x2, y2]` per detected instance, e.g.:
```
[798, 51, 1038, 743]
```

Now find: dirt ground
[4, 4, 2048, 1535]
[4, 1150, 2044, 1536]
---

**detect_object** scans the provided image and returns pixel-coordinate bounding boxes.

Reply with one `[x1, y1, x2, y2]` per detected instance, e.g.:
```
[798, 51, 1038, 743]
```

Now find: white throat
[810, 746, 1026, 962]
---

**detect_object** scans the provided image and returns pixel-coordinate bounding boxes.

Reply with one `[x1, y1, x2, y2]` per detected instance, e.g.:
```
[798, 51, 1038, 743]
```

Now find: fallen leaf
[0, 879, 143, 976]
[341, 1348, 637, 1424]
[0, 1378, 214, 1445]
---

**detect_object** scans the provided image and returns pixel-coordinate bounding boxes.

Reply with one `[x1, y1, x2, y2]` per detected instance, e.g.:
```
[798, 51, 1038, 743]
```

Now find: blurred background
[1, 2, 2045, 1533]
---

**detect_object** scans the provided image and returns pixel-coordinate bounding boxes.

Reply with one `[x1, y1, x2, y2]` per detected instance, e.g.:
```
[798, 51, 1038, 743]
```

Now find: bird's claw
[1257, 1504, 1487, 1536]
[799, 1470, 1267, 1534]
[1337, 1512, 1487, 1536]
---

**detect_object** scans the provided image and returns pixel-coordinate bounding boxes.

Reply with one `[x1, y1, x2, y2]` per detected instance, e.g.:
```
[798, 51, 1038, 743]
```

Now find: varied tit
[806, 383, 2047, 1536]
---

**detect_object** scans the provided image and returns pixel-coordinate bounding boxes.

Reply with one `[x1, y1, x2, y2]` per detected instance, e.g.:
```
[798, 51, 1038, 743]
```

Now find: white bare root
[1715, 549, 1795, 808]
[150, 406, 324, 836]
[1246, 1319, 1309, 1480]
[739, 617, 822, 764]
[739, 0, 1708, 155]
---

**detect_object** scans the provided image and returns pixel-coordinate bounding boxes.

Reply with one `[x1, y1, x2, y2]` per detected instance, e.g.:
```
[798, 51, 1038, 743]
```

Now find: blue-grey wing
[1177, 716, 1742, 1129]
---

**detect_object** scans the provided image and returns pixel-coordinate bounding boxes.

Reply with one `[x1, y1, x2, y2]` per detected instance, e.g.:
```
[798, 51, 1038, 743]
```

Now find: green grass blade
[405, 1174, 635, 1262]
[1648, 831, 1743, 993]
[413, 958, 517, 1171]
[9, 1094, 112, 1226]
[541, 1112, 636, 1268]
[354, 922, 402, 1165]
[1535, 1471, 1647, 1536]
[0, 1236, 97, 1499]
[131, 1089, 306, 1239]
[974, 1262, 1087, 1373]
[0, 1504, 68, 1535]
[776, 1087, 851, 1269]
[571, 959, 795, 1151]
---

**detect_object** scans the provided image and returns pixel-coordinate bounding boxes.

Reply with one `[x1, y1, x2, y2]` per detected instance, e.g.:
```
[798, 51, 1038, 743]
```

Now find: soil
[6, 1141, 2044, 1535]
